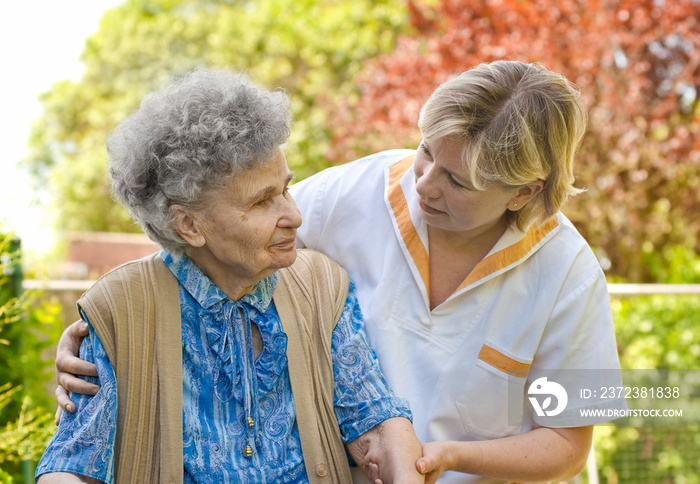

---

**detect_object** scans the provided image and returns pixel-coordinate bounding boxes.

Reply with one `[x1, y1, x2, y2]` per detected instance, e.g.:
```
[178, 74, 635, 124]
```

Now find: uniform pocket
[455, 343, 532, 440]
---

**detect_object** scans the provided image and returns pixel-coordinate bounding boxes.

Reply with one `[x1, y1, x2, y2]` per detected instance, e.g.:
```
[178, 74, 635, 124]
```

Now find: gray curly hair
[108, 68, 291, 253]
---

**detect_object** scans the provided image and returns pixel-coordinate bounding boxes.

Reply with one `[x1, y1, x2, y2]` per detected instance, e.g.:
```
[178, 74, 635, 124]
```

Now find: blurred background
[1, 0, 698, 482]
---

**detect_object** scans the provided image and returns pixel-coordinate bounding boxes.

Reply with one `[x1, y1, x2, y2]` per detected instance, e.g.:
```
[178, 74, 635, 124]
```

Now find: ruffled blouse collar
[162, 251, 287, 397]
[161, 251, 275, 312]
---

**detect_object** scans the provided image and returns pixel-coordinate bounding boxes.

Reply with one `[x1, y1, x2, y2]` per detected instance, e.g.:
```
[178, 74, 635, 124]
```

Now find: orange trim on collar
[387, 155, 430, 297]
[478, 344, 531, 378]
[388, 153, 559, 299]
[458, 216, 560, 291]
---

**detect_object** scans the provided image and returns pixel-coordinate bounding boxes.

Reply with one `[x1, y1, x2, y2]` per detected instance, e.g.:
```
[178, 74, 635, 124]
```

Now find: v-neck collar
[385, 154, 560, 303]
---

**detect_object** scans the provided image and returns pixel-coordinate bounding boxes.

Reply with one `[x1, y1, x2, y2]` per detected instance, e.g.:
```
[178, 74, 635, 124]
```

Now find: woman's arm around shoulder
[54, 320, 100, 422]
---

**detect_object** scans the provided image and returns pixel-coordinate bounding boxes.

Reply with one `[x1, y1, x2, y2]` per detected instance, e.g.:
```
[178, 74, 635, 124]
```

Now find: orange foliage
[327, 0, 700, 281]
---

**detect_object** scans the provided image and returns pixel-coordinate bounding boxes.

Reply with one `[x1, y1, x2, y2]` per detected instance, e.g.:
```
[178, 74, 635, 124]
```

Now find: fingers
[416, 444, 442, 484]
[416, 460, 440, 484]
[416, 455, 437, 475]
[367, 462, 380, 482]
[56, 320, 98, 379]
[57, 320, 90, 355]
[55, 385, 76, 414]
[424, 473, 439, 484]
[66, 319, 90, 339]
[57, 370, 100, 395]
[56, 351, 99, 378]
[53, 320, 100, 415]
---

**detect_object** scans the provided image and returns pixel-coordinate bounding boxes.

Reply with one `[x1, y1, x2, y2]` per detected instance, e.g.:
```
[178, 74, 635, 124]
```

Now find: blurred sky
[0, 0, 123, 254]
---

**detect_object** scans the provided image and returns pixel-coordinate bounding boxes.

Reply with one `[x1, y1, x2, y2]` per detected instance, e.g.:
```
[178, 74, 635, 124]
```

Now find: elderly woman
[55, 61, 625, 483]
[36, 69, 422, 484]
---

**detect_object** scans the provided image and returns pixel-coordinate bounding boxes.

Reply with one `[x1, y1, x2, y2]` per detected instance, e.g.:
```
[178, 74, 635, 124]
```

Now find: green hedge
[0, 232, 62, 483]
[594, 246, 700, 483]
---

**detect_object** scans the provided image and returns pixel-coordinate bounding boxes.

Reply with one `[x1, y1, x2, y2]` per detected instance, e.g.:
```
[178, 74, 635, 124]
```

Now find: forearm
[37, 472, 104, 484]
[421, 426, 592, 483]
[348, 417, 424, 483]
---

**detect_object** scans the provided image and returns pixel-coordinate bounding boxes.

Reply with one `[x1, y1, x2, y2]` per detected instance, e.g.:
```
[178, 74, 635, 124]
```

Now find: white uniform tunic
[292, 150, 624, 483]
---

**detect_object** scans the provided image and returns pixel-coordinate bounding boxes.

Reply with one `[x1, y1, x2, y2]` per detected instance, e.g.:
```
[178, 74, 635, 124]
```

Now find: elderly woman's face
[183, 149, 302, 295]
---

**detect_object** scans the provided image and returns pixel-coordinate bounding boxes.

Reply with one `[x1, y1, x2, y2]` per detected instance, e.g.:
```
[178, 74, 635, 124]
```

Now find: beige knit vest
[77, 249, 352, 484]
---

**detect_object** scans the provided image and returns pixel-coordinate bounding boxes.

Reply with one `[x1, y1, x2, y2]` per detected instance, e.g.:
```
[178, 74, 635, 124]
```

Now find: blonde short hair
[418, 61, 587, 230]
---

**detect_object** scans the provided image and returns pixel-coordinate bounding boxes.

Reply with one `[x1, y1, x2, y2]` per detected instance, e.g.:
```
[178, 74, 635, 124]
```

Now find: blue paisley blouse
[36, 252, 411, 483]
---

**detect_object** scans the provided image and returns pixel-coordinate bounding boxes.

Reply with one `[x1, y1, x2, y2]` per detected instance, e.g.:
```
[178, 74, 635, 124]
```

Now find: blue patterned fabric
[36, 252, 411, 483]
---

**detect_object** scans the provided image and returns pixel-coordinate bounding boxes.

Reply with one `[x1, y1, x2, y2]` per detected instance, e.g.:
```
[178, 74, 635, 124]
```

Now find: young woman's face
[413, 137, 516, 236]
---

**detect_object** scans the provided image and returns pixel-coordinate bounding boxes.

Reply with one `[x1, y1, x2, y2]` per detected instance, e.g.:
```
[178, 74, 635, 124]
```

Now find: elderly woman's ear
[171, 205, 207, 248]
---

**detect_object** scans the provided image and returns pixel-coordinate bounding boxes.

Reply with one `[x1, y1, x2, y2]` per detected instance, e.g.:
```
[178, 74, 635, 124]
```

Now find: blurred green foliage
[24, 0, 408, 236]
[593, 245, 700, 483]
[0, 231, 62, 482]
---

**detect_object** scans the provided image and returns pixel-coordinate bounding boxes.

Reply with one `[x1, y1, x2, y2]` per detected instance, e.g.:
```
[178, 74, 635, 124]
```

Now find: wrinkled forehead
[195, 148, 289, 205]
